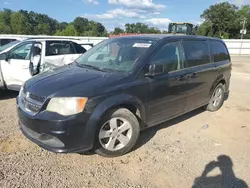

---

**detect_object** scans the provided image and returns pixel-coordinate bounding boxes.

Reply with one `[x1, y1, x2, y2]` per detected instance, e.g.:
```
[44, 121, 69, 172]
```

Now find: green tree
[10, 11, 32, 34]
[235, 5, 250, 39]
[58, 22, 68, 31]
[199, 2, 238, 38]
[124, 22, 161, 34]
[113, 27, 124, 35]
[73, 17, 89, 35]
[147, 27, 161, 34]
[0, 9, 12, 34]
[55, 25, 78, 36]
[0, 9, 108, 36]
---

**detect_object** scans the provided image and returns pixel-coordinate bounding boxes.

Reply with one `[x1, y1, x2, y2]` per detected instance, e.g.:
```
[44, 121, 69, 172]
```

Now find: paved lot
[0, 56, 250, 188]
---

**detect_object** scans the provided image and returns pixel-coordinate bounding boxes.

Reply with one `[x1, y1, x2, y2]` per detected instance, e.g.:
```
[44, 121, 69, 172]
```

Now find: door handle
[178, 75, 186, 81]
[188, 73, 198, 79]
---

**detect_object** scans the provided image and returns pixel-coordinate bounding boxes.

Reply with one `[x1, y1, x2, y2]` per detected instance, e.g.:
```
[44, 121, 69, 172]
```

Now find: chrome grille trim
[18, 88, 46, 115]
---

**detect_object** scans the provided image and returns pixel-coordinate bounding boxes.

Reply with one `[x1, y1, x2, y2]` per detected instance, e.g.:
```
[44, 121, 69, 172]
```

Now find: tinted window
[73, 42, 87, 54]
[46, 41, 75, 56]
[211, 41, 230, 62]
[183, 40, 210, 67]
[0, 39, 15, 46]
[61, 41, 75, 54]
[150, 41, 182, 72]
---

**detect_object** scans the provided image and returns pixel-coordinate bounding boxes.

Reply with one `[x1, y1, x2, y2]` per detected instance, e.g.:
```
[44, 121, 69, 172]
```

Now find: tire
[206, 83, 225, 112]
[95, 108, 140, 157]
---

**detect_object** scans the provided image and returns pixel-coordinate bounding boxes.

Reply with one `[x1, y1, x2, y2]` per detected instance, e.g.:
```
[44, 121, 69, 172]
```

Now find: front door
[146, 40, 188, 126]
[1, 41, 33, 90]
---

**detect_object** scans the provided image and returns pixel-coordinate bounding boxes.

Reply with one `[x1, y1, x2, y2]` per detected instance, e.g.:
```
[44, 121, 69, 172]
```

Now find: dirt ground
[0, 56, 250, 188]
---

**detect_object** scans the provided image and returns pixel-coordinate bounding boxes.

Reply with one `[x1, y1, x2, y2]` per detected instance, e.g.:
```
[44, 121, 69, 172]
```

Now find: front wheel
[95, 108, 140, 157]
[206, 83, 225, 112]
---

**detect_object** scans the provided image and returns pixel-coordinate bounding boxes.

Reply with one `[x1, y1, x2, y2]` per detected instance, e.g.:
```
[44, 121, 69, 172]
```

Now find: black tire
[95, 108, 140, 157]
[206, 83, 225, 112]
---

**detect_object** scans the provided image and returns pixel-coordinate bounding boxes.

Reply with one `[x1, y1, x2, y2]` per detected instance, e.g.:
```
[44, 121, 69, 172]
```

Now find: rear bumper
[18, 106, 94, 153]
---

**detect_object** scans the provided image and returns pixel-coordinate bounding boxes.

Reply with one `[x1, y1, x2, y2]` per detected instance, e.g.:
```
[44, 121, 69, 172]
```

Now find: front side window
[0, 40, 20, 52]
[150, 41, 182, 72]
[183, 40, 210, 67]
[211, 41, 230, 62]
[9, 42, 33, 60]
[76, 38, 157, 72]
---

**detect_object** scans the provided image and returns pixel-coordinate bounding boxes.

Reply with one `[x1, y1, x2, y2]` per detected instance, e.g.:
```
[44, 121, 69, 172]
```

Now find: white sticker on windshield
[133, 43, 152, 48]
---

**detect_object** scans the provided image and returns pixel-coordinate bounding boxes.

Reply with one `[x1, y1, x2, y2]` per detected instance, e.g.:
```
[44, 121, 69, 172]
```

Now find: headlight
[46, 97, 88, 116]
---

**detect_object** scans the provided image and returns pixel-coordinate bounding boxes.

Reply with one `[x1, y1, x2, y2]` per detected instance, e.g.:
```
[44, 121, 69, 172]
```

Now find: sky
[1, 0, 250, 31]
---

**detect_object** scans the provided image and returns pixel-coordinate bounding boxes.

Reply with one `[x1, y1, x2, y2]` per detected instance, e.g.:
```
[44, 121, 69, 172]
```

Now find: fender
[82, 94, 146, 149]
[209, 73, 225, 95]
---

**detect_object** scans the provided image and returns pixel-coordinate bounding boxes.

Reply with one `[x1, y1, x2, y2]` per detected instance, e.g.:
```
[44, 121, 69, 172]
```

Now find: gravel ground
[0, 56, 250, 188]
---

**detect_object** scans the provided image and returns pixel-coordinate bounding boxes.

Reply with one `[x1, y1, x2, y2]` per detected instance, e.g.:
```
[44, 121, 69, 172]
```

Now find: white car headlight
[46, 97, 88, 116]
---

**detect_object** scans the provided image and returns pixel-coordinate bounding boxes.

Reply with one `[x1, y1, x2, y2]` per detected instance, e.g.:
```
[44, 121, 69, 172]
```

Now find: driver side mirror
[0, 53, 9, 61]
[145, 64, 165, 77]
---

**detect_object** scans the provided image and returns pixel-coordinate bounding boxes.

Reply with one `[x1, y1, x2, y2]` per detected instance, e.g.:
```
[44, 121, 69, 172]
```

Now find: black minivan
[17, 35, 231, 157]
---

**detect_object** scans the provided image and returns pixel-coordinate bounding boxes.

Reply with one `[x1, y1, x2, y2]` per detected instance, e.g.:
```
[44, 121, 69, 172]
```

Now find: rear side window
[211, 41, 230, 62]
[183, 40, 210, 67]
[72, 42, 87, 54]
[46, 41, 76, 56]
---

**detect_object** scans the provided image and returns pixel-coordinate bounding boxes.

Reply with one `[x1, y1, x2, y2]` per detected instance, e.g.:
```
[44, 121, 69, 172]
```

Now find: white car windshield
[0, 40, 20, 52]
[76, 38, 157, 72]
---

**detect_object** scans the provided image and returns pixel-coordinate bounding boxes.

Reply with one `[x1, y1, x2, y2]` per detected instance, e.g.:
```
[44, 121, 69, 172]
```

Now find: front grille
[19, 88, 46, 114]
[29, 93, 46, 103]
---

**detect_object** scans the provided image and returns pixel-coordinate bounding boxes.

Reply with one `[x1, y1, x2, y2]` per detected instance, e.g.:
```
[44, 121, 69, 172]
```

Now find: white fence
[223, 39, 250, 55]
[1, 34, 250, 55]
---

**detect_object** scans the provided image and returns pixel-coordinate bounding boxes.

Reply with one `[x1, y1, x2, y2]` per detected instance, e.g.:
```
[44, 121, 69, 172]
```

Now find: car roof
[24, 38, 80, 42]
[116, 34, 222, 41]
[0, 36, 25, 40]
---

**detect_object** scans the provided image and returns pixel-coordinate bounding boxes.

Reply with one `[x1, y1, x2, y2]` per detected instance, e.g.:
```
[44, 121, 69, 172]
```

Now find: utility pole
[240, 17, 247, 39]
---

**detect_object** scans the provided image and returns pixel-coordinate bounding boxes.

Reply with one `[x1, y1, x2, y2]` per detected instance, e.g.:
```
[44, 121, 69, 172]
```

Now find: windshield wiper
[77, 63, 106, 72]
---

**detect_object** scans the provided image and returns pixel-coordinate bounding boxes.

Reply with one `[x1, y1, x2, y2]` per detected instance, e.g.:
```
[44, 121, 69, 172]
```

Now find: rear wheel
[95, 108, 140, 157]
[206, 83, 225, 112]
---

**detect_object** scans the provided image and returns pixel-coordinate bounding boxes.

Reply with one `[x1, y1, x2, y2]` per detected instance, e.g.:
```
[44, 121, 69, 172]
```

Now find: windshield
[0, 40, 20, 52]
[76, 38, 157, 72]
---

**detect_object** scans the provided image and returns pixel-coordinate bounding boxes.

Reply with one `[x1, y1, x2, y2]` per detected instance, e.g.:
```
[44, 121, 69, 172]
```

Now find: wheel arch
[83, 94, 146, 149]
[210, 75, 226, 95]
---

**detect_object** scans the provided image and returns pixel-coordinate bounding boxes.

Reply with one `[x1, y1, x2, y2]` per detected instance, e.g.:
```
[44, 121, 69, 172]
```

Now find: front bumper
[18, 106, 93, 153]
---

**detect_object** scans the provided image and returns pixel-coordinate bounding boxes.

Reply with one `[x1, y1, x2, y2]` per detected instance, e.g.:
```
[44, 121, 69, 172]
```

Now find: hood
[25, 63, 113, 97]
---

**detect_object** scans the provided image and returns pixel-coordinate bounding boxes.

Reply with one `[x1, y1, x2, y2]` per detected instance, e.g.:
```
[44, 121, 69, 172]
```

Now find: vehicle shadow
[192, 155, 248, 188]
[0, 90, 18, 100]
[133, 107, 206, 152]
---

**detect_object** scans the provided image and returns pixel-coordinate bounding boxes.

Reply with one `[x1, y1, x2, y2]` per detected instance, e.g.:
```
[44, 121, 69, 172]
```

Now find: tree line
[112, 2, 250, 39]
[197, 2, 250, 39]
[0, 9, 107, 37]
[0, 2, 250, 39]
